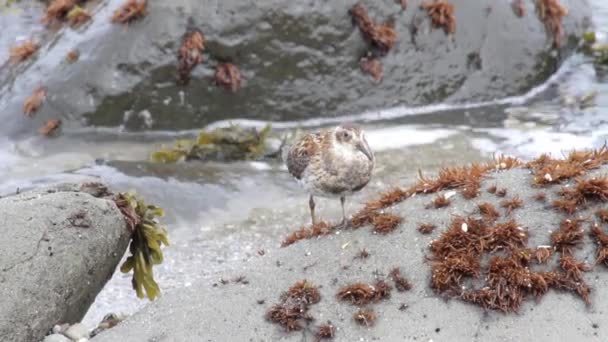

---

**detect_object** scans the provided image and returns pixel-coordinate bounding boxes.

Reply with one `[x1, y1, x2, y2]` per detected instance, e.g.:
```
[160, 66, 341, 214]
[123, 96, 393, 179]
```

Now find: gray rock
[43, 334, 72, 342]
[93, 164, 608, 341]
[0, 183, 130, 342]
[0, 0, 592, 138]
[63, 323, 90, 341]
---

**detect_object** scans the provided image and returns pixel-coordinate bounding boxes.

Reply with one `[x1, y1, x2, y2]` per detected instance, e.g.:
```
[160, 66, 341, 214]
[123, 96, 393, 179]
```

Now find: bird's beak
[356, 140, 373, 161]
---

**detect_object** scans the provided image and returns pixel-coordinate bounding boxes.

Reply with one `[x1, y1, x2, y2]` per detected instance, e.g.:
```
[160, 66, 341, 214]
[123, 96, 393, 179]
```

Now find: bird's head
[334, 124, 373, 161]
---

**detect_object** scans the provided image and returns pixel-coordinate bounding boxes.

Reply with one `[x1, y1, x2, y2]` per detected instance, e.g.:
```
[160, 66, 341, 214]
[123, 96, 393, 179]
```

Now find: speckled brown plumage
[285, 124, 374, 226]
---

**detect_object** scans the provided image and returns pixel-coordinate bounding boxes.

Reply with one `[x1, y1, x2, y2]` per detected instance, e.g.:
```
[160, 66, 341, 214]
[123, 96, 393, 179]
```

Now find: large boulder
[0, 183, 130, 342]
[92, 159, 608, 341]
[0, 0, 592, 138]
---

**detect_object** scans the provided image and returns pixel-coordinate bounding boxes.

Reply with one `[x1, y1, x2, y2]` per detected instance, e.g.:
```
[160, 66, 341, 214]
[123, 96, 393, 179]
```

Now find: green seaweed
[151, 124, 272, 163]
[115, 192, 169, 301]
[592, 44, 608, 66]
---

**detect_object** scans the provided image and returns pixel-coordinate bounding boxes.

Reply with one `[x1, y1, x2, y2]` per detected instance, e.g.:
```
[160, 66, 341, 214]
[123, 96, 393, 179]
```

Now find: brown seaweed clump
[430, 213, 590, 312]
[42, 0, 77, 24]
[478, 203, 500, 223]
[9, 39, 39, 64]
[429, 194, 451, 209]
[526, 147, 608, 186]
[421, 0, 456, 35]
[418, 223, 436, 234]
[281, 221, 332, 247]
[336, 281, 391, 305]
[487, 220, 528, 252]
[371, 212, 402, 234]
[315, 322, 336, 340]
[533, 246, 553, 264]
[429, 217, 487, 292]
[559, 255, 591, 282]
[496, 188, 508, 197]
[23, 86, 47, 117]
[111, 0, 147, 24]
[536, 0, 568, 47]
[177, 29, 205, 84]
[349, 4, 397, 54]
[364, 188, 409, 211]
[38, 119, 61, 136]
[266, 280, 321, 332]
[553, 177, 608, 214]
[550, 218, 585, 255]
[215, 63, 242, 92]
[500, 196, 523, 215]
[597, 209, 608, 223]
[389, 267, 412, 292]
[353, 308, 376, 327]
[590, 223, 608, 266]
[461, 255, 530, 312]
[360, 57, 383, 83]
[533, 192, 547, 202]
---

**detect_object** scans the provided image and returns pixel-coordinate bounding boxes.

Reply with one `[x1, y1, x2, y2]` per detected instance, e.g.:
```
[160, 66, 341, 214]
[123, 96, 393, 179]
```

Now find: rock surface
[0, 0, 592, 137]
[0, 183, 130, 342]
[92, 163, 608, 341]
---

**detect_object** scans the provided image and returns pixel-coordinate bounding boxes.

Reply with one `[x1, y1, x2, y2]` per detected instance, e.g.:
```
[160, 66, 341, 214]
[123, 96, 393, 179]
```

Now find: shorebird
[284, 124, 375, 226]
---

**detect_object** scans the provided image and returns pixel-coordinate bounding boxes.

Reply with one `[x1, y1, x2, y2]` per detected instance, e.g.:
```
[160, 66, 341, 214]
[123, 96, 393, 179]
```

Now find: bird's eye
[341, 131, 350, 140]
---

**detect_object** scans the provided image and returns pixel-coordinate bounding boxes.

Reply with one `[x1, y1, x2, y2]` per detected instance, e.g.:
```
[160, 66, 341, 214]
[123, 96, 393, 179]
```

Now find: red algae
[389, 267, 412, 292]
[336, 281, 391, 305]
[536, 0, 568, 47]
[551, 219, 585, 255]
[266, 280, 321, 332]
[418, 223, 436, 234]
[478, 202, 500, 222]
[9, 39, 39, 64]
[421, 0, 456, 34]
[590, 223, 608, 266]
[371, 212, 402, 235]
[349, 4, 397, 54]
[353, 308, 376, 327]
[281, 221, 332, 247]
[500, 196, 523, 215]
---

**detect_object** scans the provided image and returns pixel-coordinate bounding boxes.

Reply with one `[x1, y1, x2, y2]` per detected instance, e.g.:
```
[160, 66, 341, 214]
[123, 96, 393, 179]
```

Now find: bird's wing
[286, 133, 320, 180]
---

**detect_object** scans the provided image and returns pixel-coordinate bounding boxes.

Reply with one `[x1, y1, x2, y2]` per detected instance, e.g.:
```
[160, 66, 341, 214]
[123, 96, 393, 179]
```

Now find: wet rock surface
[0, 183, 130, 342]
[0, 0, 592, 137]
[92, 162, 608, 341]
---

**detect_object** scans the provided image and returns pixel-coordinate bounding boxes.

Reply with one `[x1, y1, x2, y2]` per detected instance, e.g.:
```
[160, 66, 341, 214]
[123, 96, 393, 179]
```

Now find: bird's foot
[335, 218, 350, 229]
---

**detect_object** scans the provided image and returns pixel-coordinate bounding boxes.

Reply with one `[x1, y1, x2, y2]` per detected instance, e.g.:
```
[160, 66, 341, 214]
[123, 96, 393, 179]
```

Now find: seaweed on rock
[115, 192, 169, 301]
[349, 4, 397, 54]
[151, 124, 272, 163]
[111, 0, 147, 24]
[421, 0, 456, 35]
[9, 39, 39, 64]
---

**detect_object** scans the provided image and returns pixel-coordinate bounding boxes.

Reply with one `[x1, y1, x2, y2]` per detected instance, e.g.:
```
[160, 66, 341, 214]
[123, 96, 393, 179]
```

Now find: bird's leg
[309, 195, 317, 226]
[339, 195, 347, 227]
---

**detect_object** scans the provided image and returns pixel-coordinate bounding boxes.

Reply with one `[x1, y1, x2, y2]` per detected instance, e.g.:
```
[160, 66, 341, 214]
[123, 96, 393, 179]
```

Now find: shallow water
[1, 0, 608, 331]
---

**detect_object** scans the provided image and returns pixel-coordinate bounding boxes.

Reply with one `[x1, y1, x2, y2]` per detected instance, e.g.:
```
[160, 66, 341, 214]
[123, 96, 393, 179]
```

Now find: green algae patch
[151, 124, 272, 163]
[115, 192, 169, 301]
